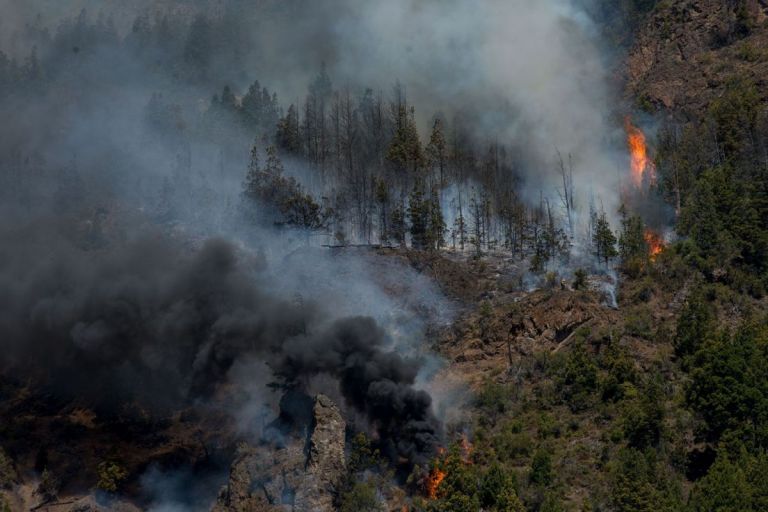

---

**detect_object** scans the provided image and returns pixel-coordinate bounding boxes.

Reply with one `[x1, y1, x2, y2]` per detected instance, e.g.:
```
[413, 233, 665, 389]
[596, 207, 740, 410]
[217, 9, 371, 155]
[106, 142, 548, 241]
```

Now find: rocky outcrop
[626, 0, 768, 114]
[293, 395, 346, 512]
[213, 394, 346, 512]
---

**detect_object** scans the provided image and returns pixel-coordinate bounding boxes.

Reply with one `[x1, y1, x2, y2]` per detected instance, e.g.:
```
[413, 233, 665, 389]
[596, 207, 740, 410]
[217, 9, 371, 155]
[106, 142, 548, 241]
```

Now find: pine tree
[426, 118, 448, 189]
[618, 206, 648, 275]
[593, 211, 618, 266]
[386, 104, 424, 176]
[277, 104, 302, 154]
[408, 177, 428, 249]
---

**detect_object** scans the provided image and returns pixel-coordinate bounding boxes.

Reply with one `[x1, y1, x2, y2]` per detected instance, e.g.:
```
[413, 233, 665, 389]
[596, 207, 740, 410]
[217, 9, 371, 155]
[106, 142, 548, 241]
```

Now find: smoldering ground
[0, 221, 442, 466]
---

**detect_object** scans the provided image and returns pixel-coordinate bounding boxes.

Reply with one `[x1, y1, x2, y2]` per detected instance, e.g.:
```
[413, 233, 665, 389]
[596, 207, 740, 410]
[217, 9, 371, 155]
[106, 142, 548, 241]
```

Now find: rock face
[293, 395, 346, 511]
[626, 0, 768, 114]
[213, 394, 346, 512]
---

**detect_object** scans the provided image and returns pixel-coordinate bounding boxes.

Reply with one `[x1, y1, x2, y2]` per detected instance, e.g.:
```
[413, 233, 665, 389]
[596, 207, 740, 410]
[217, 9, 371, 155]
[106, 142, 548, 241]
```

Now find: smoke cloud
[1, 0, 623, 212]
[0, 222, 441, 464]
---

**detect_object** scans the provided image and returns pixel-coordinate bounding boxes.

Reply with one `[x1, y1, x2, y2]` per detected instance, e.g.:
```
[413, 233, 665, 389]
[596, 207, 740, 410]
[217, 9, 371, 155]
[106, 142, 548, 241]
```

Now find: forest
[1, 1, 767, 511]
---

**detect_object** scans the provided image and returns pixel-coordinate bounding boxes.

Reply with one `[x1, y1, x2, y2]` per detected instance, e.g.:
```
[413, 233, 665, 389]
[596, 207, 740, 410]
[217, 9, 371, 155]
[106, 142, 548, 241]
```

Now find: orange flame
[644, 229, 665, 261]
[426, 467, 447, 499]
[625, 117, 656, 189]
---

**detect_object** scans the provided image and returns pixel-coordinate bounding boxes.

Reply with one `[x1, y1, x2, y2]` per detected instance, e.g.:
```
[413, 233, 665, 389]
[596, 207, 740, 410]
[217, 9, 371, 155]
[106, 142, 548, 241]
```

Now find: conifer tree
[426, 118, 448, 189]
[593, 210, 618, 266]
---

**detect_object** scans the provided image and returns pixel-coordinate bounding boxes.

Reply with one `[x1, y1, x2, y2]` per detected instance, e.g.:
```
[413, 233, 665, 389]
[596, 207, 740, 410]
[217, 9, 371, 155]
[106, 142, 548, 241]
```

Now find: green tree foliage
[408, 176, 429, 250]
[539, 493, 567, 512]
[339, 481, 384, 512]
[479, 463, 522, 511]
[421, 443, 525, 512]
[426, 118, 448, 188]
[408, 178, 445, 250]
[665, 78, 768, 294]
[621, 377, 664, 449]
[96, 461, 128, 493]
[688, 452, 751, 512]
[554, 341, 599, 412]
[599, 337, 637, 402]
[674, 289, 715, 361]
[608, 448, 683, 512]
[242, 144, 332, 233]
[277, 104, 302, 154]
[529, 448, 553, 486]
[593, 210, 618, 266]
[686, 321, 768, 449]
[619, 209, 648, 276]
[386, 103, 424, 174]
[573, 268, 588, 290]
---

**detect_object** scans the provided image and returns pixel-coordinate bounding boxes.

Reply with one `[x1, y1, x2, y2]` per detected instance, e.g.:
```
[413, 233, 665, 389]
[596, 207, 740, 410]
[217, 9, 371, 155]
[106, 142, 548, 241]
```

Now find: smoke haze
[0, 0, 630, 503]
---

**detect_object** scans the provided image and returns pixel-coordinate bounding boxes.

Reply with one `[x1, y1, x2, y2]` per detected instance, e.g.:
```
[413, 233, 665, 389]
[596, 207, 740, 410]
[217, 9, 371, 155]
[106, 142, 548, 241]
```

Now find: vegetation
[96, 461, 128, 493]
[1, 3, 768, 511]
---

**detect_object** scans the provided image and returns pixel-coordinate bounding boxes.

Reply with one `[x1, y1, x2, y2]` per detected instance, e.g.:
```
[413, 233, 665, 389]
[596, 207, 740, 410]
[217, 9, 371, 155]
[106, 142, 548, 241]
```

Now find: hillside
[627, 0, 768, 114]
[2, 1, 768, 512]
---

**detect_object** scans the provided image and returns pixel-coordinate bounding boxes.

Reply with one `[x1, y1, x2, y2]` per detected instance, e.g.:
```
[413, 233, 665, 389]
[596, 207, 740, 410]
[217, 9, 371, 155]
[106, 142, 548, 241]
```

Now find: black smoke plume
[0, 223, 441, 465]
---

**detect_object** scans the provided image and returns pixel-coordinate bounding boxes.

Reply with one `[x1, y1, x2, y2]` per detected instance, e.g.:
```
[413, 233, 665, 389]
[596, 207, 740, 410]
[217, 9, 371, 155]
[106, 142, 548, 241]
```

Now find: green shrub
[573, 268, 588, 290]
[476, 380, 511, 419]
[621, 378, 664, 449]
[529, 448, 553, 486]
[622, 306, 653, 339]
[339, 481, 384, 512]
[479, 463, 520, 510]
[96, 461, 127, 493]
[494, 430, 533, 460]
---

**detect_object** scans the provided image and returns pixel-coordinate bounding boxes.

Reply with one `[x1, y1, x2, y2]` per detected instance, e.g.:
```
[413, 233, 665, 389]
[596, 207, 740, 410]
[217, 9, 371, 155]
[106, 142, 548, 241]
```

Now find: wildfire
[644, 229, 665, 260]
[425, 467, 447, 499]
[625, 117, 656, 189]
[424, 435, 474, 500]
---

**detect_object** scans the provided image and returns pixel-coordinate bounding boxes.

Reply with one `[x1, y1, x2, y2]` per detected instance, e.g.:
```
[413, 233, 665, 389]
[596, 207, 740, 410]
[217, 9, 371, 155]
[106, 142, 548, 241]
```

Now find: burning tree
[625, 117, 656, 190]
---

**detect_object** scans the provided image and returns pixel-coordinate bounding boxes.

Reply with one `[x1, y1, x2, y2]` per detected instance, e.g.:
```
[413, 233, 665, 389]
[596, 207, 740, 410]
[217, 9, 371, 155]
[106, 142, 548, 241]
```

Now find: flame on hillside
[625, 117, 656, 189]
[425, 467, 447, 499]
[644, 228, 665, 261]
[424, 435, 474, 500]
